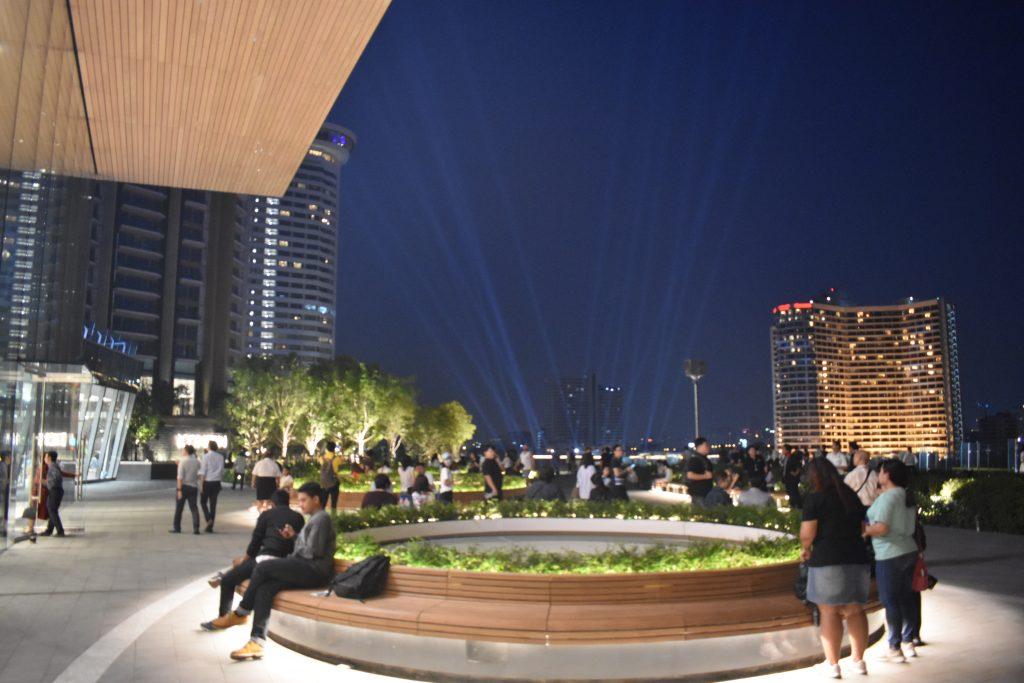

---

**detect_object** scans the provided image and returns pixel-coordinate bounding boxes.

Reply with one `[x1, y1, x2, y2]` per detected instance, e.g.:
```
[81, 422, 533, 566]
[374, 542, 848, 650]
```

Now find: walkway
[0, 481, 1020, 682]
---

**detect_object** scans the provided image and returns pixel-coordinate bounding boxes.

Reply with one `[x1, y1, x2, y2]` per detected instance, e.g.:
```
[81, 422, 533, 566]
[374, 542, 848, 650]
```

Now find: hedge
[913, 471, 1024, 535]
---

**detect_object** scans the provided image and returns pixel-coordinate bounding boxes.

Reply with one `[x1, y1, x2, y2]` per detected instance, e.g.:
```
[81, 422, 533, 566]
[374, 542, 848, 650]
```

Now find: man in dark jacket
[524, 465, 565, 502]
[201, 489, 304, 626]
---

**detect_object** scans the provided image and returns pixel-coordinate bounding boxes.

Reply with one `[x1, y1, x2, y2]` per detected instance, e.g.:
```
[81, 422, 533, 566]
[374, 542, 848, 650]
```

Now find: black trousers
[437, 491, 453, 504]
[232, 472, 245, 490]
[173, 485, 200, 532]
[325, 484, 340, 510]
[200, 481, 222, 527]
[238, 557, 328, 641]
[219, 557, 256, 616]
[784, 480, 803, 509]
[45, 487, 65, 535]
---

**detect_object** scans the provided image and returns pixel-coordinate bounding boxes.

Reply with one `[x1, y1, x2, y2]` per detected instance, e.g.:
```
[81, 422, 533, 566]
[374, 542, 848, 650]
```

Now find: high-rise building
[245, 124, 355, 362]
[547, 374, 625, 449]
[770, 296, 962, 457]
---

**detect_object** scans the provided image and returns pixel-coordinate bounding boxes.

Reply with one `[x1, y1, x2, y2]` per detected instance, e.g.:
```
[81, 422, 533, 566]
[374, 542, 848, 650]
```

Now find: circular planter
[265, 518, 884, 681]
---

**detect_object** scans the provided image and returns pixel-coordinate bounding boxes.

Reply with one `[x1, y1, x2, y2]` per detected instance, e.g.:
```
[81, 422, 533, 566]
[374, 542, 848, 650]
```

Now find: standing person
[250, 451, 281, 510]
[900, 446, 918, 472]
[396, 456, 416, 503]
[844, 450, 880, 507]
[199, 440, 225, 533]
[575, 451, 597, 500]
[481, 445, 504, 500]
[320, 443, 341, 511]
[864, 459, 921, 662]
[40, 452, 73, 536]
[743, 444, 768, 491]
[567, 448, 577, 473]
[231, 450, 247, 490]
[518, 446, 535, 480]
[211, 482, 336, 661]
[202, 489, 304, 627]
[782, 444, 805, 509]
[278, 466, 294, 494]
[684, 438, 714, 507]
[826, 440, 851, 475]
[437, 454, 455, 504]
[0, 451, 10, 530]
[800, 458, 871, 678]
[610, 445, 629, 501]
[171, 445, 201, 535]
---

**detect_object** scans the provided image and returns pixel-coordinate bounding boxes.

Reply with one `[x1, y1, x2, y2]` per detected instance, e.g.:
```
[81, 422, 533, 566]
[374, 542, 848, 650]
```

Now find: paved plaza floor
[0, 481, 1021, 683]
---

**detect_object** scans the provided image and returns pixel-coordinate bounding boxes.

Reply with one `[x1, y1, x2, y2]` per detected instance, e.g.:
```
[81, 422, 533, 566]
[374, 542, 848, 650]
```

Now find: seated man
[202, 489, 304, 627]
[736, 481, 775, 508]
[524, 465, 565, 501]
[207, 482, 336, 661]
[702, 470, 735, 508]
[361, 473, 399, 509]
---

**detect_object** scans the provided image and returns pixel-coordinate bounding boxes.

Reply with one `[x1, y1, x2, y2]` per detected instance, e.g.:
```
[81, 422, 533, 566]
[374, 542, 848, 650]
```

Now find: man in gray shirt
[210, 482, 336, 660]
[199, 441, 225, 533]
[171, 445, 201, 534]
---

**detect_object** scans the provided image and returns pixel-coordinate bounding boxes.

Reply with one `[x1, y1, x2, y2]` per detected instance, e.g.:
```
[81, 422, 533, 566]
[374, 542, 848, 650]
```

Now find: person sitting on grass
[361, 474, 399, 509]
[201, 489, 304, 628]
[524, 464, 565, 501]
[702, 470, 735, 507]
[206, 482, 336, 661]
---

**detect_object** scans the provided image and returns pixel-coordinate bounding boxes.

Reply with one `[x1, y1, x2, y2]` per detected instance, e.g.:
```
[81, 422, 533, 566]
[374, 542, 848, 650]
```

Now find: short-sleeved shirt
[177, 455, 200, 487]
[867, 487, 918, 560]
[481, 458, 503, 493]
[801, 489, 869, 567]
[251, 458, 281, 478]
[684, 454, 713, 498]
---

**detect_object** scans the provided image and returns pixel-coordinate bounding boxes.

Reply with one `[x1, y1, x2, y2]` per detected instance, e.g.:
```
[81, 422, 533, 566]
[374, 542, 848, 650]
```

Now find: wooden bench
[238, 558, 881, 645]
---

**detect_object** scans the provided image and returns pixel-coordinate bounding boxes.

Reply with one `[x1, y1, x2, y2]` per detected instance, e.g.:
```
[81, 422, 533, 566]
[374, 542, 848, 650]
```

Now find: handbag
[911, 554, 930, 592]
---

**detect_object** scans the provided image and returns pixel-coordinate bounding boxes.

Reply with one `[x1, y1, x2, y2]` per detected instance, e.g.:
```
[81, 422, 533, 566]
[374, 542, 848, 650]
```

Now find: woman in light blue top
[864, 459, 920, 662]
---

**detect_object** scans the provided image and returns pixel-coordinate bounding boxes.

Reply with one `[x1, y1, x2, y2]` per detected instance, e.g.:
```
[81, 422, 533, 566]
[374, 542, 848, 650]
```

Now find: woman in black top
[800, 458, 870, 678]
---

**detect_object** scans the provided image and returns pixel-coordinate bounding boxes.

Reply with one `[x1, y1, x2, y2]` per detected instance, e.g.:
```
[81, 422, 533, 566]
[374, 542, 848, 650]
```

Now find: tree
[127, 389, 161, 457]
[410, 401, 476, 458]
[377, 375, 417, 461]
[334, 362, 388, 456]
[264, 356, 313, 457]
[224, 358, 274, 452]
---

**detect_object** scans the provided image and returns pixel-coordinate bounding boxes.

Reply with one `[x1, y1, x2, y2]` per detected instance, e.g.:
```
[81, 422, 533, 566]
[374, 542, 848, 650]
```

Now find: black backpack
[329, 555, 390, 600]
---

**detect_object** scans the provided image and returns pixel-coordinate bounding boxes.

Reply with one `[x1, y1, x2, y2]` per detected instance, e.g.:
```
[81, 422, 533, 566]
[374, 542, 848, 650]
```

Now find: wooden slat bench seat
[234, 558, 880, 646]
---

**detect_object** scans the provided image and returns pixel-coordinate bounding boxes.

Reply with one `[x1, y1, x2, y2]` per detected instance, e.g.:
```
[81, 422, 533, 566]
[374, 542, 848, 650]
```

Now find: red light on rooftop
[794, 302, 813, 309]
[776, 304, 791, 313]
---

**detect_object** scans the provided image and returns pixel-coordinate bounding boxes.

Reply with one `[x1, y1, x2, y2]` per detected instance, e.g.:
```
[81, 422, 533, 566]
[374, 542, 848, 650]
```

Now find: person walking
[231, 450, 247, 490]
[481, 445, 504, 500]
[800, 458, 871, 678]
[171, 445, 201, 534]
[864, 459, 921, 662]
[437, 454, 455, 504]
[782, 444, 805, 509]
[199, 440, 225, 533]
[40, 451, 73, 536]
[610, 445, 630, 501]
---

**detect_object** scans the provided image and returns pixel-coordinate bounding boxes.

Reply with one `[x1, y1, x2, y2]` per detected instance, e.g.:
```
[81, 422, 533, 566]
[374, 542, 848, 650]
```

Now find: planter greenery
[332, 499, 800, 573]
[913, 471, 1024, 535]
[295, 467, 528, 493]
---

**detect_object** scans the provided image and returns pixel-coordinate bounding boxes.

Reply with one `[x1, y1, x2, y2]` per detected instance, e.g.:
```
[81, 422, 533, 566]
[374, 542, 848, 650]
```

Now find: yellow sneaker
[206, 611, 248, 630]
[230, 640, 264, 661]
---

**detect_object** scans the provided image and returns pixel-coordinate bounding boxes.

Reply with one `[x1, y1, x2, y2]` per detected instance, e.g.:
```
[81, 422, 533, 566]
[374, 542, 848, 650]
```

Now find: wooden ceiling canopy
[1, 0, 390, 196]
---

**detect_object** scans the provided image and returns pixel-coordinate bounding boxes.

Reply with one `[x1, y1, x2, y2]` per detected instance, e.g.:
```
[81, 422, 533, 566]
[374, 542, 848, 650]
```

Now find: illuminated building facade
[771, 297, 962, 457]
[245, 124, 355, 362]
[548, 374, 625, 449]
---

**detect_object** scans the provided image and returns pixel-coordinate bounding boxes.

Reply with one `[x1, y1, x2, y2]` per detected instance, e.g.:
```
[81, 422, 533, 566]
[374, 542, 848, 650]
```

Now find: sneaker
[230, 640, 264, 661]
[206, 611, 248, 630]
[880, 648, 906, 663]
[849, 659, 868, 676]
[902, 642, 917, 659]
[912, 638, 925, 647]
[819, 661, 842, 679]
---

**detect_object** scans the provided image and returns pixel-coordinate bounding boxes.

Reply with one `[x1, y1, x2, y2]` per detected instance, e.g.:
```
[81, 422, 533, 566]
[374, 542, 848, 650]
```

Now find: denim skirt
[807, 563, 871, 605]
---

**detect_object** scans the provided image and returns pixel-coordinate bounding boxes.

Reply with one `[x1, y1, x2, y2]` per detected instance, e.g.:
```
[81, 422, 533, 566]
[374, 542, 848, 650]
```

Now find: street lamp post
[684, 360, 706, 438]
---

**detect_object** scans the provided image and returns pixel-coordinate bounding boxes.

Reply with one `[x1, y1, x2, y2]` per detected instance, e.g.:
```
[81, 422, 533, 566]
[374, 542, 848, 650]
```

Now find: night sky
[327, 0, 1023, 445]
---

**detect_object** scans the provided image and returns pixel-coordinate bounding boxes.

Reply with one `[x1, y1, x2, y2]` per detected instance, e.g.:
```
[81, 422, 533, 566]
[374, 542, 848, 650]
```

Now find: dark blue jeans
[875, 550, 919, 649]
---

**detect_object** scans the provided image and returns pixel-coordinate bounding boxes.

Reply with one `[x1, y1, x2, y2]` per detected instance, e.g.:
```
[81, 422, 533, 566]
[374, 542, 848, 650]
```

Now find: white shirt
[737, 487, 774, 508]
[844, 465, 880, 507]
[826, 451, 850, 472]
[519, 450, 534, 472]
[439, 465, 454, 494]
[279, 474, 294, 490]
[251, 457, 281, 478]
[398, 466, 416, 492]
[576, 464, 596, 500]
[901, 451, 918, 467]
[198, 449, 225, 483]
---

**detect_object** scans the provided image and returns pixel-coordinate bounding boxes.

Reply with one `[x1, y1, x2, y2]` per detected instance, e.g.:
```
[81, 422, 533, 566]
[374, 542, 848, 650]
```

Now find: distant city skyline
[328, 0, 1023, 443]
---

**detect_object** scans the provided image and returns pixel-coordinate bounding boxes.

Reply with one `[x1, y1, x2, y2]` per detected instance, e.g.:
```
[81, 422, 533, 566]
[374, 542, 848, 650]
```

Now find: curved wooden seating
[240, 558, 881, 645]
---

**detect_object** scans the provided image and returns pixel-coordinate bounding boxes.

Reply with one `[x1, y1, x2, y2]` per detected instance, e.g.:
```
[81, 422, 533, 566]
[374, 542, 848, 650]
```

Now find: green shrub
[295, 465, 527, 492]
[915, 472, 1024, 534]
[336, 534, 800, 574]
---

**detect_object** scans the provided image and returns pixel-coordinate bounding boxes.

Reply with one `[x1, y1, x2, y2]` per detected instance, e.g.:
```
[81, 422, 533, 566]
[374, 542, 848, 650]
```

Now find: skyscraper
[245, 124, 355, 362]
[547, 374, 625, 449]
[770, 296, 962, 456]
